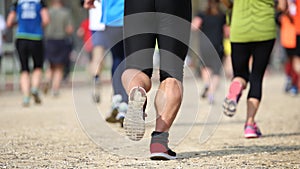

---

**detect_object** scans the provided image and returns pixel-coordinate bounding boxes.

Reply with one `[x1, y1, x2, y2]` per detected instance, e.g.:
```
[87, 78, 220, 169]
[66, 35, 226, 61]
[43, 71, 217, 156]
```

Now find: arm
[65, 10, 74, 35]
[40, 8, 50, 27]
[223, 25, 230, 38]
[221, 0, 233, 9]
[84, 0, 96, 9]
[77, 27, 85, 38]
[191, 16, 203, 31]
[6, 11, 16, 29]
[277, 0, 288, 12]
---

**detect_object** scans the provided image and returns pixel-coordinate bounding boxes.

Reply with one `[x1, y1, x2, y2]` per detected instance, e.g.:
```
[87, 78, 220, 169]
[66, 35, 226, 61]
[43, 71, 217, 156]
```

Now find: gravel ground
[0, 73, 299, 168]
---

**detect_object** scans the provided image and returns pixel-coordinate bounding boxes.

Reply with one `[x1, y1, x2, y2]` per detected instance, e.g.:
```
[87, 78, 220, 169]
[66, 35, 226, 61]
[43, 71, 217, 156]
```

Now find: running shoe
[223, 81, 243, 117]
[201, 85, 209, 98]
[92, 77, 101, 103]
[150, 131, 177, 160]
[22, 96, 30, 107]
[105, 108, 119, 123]
[288, 86, 298, 96]
[43, 82, 50, 95]
[123, 87, 147, 141]
[31, 90, 41, 104]
[52, 90, 60, 97]
[244, 123, 262, 139]
[284, 76, 292, 93]
[208, 94, 214, 105]
[106, 95, 124, 125]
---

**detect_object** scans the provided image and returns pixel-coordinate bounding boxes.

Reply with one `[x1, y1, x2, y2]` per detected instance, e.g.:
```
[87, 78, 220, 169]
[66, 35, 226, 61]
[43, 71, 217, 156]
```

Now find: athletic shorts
[285, 35, 300, 57]
[16, 39, 44, 72]
[124, 0, 192, 82]
[45, 39, 72, 65]
[91, 27, 123, 50]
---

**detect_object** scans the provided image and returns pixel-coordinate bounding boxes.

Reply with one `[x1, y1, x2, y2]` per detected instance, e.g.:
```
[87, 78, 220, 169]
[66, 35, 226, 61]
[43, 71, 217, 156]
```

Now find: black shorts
[124, 0, 192, 82]
[16, 39, 44, 72]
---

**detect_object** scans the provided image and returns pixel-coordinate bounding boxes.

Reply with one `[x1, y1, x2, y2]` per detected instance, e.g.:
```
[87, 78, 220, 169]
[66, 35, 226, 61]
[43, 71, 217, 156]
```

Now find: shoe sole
[124, 87, 146, 141]
[244, 133, 260, 139]
[150, 153, 177, 160]
[223, 98, 237, 117]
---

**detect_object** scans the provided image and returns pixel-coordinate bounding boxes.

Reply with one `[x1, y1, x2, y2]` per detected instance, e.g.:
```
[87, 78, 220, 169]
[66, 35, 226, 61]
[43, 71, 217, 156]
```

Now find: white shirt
[0, 15, 6, 55]
[88, 0, 105, 31]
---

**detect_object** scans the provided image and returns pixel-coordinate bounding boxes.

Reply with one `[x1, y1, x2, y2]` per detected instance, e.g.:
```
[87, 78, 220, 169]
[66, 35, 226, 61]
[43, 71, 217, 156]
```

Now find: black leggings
[124, 0, 191, 82]
[231, 39, 275, 101]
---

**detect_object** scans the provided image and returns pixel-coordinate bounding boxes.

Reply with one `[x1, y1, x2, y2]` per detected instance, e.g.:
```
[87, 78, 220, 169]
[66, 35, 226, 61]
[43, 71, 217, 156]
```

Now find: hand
[84, 0, 95, 9]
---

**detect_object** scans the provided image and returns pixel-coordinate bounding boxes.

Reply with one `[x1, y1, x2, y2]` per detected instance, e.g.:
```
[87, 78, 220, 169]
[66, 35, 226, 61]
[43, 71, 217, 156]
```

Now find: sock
[94, 75, 99, 82]
[31, 87, 38, 94]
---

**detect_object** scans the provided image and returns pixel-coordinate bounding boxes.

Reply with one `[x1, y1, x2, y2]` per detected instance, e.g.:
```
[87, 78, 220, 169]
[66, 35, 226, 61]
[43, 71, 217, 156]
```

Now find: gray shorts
[91, 26, 123, 49]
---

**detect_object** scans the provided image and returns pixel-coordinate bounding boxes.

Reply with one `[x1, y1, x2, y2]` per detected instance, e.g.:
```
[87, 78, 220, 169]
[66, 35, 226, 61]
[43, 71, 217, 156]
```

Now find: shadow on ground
[179, 133, 300, 159]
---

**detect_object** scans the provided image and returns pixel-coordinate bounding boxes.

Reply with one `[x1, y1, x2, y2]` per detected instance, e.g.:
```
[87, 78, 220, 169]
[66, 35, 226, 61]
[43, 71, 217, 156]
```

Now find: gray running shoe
[92, 78, 101, 103]
[124, 87, 147, 141]
[223, 98, 237, 117]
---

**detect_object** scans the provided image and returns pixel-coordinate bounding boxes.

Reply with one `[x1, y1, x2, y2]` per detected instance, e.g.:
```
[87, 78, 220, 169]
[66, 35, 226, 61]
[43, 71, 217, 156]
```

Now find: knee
[293, 63, 300, 74]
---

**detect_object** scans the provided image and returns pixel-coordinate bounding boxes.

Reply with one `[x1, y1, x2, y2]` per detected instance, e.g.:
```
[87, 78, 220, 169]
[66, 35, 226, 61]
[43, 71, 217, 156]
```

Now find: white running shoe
[124, 87, 147, 141]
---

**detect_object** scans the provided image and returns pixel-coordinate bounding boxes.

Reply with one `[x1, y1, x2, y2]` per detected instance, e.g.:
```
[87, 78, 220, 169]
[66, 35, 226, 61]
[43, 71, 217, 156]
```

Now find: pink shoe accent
[227, 81, 243, 102]
[244, 123, 262, 138]
[150, 143, 168, 154]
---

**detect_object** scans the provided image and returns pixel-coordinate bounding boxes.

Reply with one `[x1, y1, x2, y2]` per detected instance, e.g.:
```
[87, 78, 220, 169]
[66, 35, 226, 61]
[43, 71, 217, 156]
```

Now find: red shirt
[80, 19, 93, 52]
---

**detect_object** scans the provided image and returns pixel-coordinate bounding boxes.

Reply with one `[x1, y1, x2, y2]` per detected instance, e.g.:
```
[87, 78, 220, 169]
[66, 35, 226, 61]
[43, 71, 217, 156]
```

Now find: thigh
[231, 42, 252, 79]
[251, 40, 275, 77]
[16, 39, 30, 71]
[156, 0, 191, 44]
[124, 33, 156, 78]
[29, 40, 44, 68]
[156, 0, 192, 81]
[125, 0, 154, 15]
[92, 30, 108, 49]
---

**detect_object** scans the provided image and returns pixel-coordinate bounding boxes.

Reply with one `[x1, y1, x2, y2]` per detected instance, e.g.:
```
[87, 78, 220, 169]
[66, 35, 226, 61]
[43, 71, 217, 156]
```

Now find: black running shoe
[201, 86, 209, 98]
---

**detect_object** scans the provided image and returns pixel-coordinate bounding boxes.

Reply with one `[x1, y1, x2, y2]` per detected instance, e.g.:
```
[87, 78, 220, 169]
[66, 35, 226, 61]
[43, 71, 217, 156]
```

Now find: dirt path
[0, 73, 299, 168]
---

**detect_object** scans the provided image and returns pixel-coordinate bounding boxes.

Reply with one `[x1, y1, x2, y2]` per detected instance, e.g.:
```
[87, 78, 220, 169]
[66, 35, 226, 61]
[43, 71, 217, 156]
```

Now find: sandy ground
[0, 72, 299, 169]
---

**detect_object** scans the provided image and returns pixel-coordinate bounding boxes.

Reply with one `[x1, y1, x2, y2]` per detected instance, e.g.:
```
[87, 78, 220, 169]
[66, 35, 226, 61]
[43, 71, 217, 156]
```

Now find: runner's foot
[124, 87, 147, 141]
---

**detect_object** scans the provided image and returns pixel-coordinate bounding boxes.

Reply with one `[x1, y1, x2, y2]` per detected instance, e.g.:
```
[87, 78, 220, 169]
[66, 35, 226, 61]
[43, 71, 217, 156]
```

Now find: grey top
[45, 7, 73, 39]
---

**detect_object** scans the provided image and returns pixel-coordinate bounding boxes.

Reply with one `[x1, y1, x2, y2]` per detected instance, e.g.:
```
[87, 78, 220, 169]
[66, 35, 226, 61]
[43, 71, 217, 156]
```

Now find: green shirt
[230, 0, 276, 42]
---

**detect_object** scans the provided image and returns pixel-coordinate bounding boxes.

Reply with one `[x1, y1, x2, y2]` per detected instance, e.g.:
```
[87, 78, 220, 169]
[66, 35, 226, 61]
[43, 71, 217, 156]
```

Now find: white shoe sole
[150, 153, 177, 160]
[244, 133, 259, 138]
[124, 87, 147, 141]
[223, 98, 237, 117]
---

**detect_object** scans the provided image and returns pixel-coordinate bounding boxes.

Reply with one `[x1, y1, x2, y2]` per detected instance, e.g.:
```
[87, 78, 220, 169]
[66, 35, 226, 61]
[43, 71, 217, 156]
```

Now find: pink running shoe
[244, 123, 262, 139]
